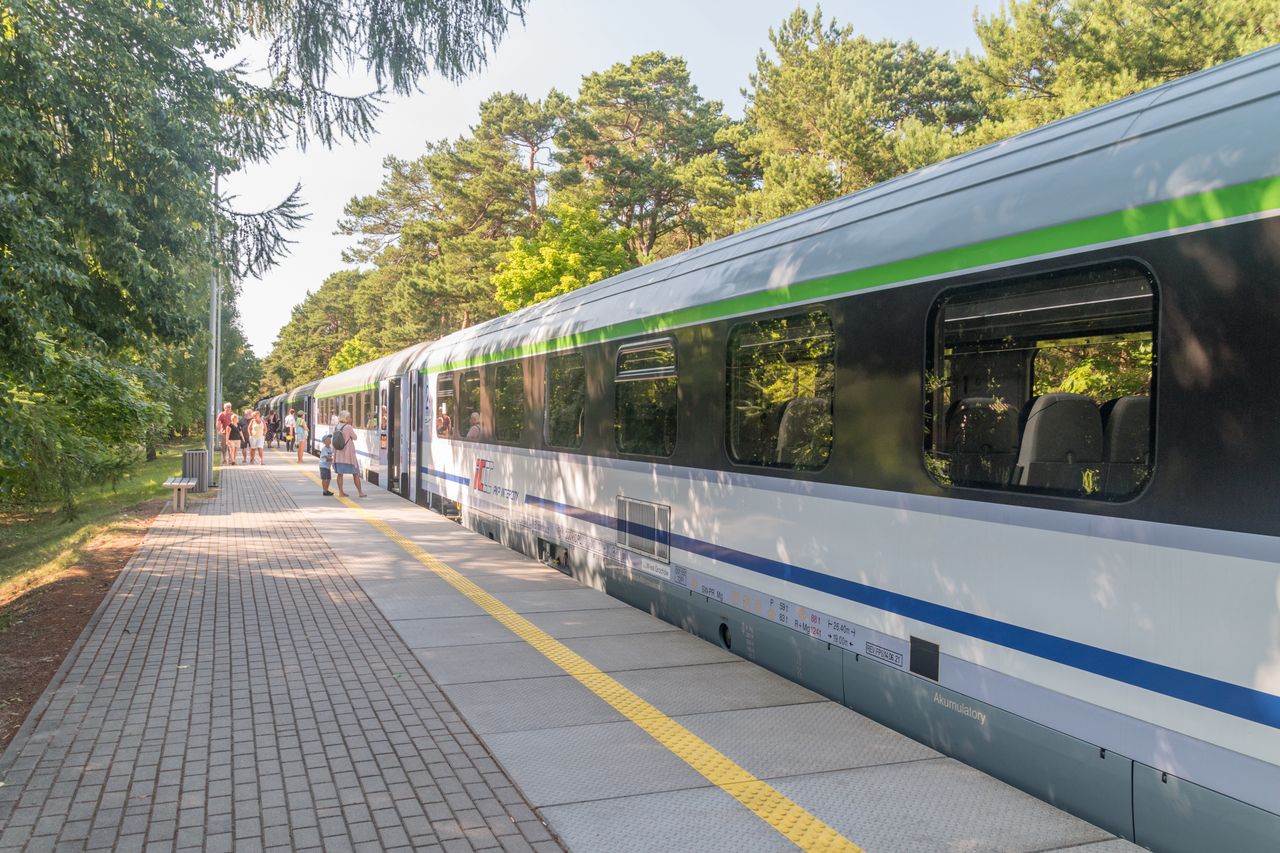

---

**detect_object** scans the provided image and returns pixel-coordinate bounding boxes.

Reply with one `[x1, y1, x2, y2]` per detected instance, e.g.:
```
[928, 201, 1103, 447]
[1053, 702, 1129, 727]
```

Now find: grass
[0, 442, 199, 599]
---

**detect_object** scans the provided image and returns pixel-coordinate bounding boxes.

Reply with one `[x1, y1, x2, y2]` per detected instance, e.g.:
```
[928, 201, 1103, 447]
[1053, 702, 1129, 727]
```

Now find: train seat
[945, 397, 1019, 486]
[1013, 393, 1104, 493]
[775, 397, 831, 467]
[1100, 395, 1151, 496]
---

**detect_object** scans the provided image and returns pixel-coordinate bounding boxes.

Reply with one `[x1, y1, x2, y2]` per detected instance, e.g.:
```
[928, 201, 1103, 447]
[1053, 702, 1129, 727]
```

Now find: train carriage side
[312, 343, 431, 490]
[408, 46, 1280, 853]
[285, 380, 321, 455]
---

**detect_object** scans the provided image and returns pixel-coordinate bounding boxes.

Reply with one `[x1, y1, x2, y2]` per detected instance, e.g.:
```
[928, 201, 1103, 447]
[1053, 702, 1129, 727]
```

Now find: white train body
[287, 47, 1280, 851]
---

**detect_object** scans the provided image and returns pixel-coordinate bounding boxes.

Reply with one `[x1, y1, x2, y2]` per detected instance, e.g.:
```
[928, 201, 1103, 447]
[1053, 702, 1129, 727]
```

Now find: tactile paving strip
[286, 456, 867, 853]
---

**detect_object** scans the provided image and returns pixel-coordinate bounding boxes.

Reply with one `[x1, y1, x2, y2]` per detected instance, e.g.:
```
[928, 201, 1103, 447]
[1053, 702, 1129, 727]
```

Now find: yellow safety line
[278, 452, 863, 852]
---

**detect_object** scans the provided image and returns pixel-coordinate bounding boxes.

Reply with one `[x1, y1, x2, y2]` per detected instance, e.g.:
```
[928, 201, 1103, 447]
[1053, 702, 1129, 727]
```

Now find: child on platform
[319, 434, 334, 496]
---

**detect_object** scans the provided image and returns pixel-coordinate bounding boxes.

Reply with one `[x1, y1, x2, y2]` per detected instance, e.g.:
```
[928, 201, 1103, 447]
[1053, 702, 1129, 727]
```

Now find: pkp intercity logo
[471, 458, 518, 501]
[472, 458, 493, 491]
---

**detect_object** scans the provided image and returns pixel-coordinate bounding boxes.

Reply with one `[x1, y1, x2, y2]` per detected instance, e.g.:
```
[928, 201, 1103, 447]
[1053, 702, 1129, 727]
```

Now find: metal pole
[213, 266, 223, 486]
[205, 174, 220, 488]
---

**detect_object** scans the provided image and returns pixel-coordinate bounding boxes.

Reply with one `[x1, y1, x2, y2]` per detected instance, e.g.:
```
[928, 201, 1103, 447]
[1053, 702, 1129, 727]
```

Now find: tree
[259, 270, 363, 394]
[0, 0, 526, 512]
[554, 52, 743, 260]
[492, 204, 634, 311]
[737, 6, 980, 222]
[329, 337, 378, 375]
[337, 93, 567, 339]
[961, 0, 1280, 143]
[474, 91, 569, 226]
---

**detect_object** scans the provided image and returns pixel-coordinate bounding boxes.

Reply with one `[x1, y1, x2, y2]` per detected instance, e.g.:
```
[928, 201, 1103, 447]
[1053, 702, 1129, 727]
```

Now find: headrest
[1101, 395, 1150, 463]
[1017, 393, 1103, 464]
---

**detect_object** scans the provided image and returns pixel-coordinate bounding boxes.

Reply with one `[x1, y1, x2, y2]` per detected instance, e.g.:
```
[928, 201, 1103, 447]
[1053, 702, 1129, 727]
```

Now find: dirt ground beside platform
[0, 499, 165, 754]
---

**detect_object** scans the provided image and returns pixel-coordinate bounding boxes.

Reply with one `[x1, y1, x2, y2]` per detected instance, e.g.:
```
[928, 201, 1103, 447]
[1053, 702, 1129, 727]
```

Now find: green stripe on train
[316, 381, 380, 399]
[420, 173, 1280, 375]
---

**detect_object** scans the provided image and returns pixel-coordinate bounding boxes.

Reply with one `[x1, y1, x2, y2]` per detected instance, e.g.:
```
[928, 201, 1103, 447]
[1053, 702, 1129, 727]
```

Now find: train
[257, 45, 1280, 851]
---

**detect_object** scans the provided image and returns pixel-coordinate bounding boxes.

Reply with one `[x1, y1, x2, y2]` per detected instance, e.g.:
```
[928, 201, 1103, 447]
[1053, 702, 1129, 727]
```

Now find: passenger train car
[311, 344, 431, 491]
[278, 47, 1280, 851]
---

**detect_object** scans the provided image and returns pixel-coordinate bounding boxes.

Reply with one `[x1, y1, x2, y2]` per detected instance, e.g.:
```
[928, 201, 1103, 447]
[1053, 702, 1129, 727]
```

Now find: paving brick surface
[0, 466, 560, 852]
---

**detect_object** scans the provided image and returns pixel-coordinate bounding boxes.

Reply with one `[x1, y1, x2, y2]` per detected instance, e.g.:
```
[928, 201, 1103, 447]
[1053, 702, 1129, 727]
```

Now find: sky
[227, 0, 1004, 356]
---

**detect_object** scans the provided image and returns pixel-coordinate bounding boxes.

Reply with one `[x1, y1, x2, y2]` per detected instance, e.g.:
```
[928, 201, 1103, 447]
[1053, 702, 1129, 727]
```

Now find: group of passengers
[214, 402, 365, 499]
[216, 404, 309, 467]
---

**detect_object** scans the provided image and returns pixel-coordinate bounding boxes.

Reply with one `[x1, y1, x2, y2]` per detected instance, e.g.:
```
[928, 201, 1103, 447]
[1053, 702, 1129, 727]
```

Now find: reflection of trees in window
[1033, 334, 1152, 402]
[615, 342, 677, 457]
[458, 369, 482, 439]
[727, 311, 834, 470]
[546, 352, 586, 448]
[435, 374, 454, 437]
[493, 362, 525, 443]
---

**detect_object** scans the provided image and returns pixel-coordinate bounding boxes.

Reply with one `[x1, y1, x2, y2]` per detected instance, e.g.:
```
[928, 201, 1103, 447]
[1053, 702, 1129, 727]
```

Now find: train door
[408, 375, 421, 502]
[304, 397, 315, 454]
[386, 378, 402, 493]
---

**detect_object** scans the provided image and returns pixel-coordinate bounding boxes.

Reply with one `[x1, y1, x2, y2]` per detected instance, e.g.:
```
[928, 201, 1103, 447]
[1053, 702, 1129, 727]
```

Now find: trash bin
[183, 449, 208, 493]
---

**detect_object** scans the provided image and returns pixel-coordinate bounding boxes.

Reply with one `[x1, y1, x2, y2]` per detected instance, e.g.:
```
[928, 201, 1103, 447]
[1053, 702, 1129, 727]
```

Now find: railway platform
[0, 452, 1142, 852]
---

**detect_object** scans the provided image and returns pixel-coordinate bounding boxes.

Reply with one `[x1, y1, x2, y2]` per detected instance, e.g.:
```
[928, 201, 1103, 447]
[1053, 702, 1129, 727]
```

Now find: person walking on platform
[284, 408, 296, 452]
[242, 409, 253, 463]
[248, 410, 266, 464]
[216, 402, 233, 465]
[331, 410, 366, 498]
[295, 416, 309, 463]
[266, 410, 280, 448]
[225, 414, 244, 465]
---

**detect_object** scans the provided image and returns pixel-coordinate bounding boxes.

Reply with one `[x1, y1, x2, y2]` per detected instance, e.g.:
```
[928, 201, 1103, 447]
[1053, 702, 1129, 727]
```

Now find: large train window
[615, 339, 677, 457]
[925, 264, 1156, 500]
[457, 369, 483, 440]
[546, 351, 586, 449]
[435, 374, 454, 437]
[726, 310, 835, 470]
[493, 362, 525, 443]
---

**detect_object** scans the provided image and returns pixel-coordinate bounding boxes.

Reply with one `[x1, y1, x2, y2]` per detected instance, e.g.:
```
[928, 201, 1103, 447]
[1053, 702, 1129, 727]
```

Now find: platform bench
[163, 477, 198, 512]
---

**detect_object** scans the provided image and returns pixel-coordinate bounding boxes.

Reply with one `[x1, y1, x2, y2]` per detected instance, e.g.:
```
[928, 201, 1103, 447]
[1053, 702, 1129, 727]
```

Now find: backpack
[332, 425, 347, 450]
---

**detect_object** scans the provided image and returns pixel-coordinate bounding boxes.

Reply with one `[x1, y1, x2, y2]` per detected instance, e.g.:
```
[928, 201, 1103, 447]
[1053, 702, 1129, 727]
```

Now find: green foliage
[554, 52, 744, 260]
[0, 0, 519, 511]
[260, 270, 364, 395]
[493, 205, 633, 311]
[736, 6, 979, 221]
[328, 337, 379, 375]
[336, 92, 568, 337]
[0, 339, 170, 517]
[961, 0, 1280, 143]
[1034, 336, 1153, 403]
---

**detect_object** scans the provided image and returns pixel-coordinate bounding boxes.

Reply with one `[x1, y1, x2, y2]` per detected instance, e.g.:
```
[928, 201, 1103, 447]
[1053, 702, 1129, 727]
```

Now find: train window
[457, 369, 484, 440]
[364, 390, 378, 430]
[615, 339, 677, 457]
[925, 264, 1156, 500]
[493, 362, 525, 443]
[435, 374, 454, 437]
[726, 310, 835, 470]
[546, 351, 586, 448]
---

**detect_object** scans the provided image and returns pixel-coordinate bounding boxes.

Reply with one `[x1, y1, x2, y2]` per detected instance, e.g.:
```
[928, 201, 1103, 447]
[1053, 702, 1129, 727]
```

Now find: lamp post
[205, 175, 220, 488]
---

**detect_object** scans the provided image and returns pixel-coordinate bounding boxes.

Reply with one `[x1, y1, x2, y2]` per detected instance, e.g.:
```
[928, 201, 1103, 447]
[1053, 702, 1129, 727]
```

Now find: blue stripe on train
[520, 493, 1280, 732]
[424, 467, 472, 487]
